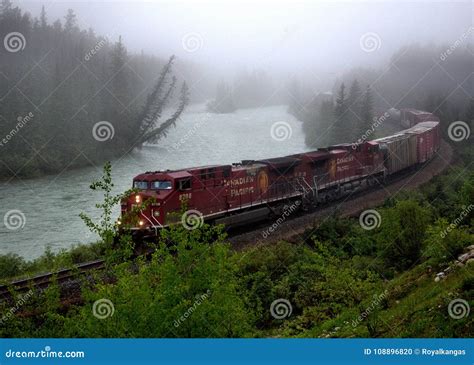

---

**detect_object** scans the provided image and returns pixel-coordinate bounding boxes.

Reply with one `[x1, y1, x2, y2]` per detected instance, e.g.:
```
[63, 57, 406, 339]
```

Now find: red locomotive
[120, 108, 440, 235]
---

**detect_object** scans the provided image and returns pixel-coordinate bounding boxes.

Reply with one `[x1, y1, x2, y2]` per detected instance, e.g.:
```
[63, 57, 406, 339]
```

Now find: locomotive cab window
[151, 180, 172, 190]
[133, 181, 149, 189]
[177, 178, 191, 190]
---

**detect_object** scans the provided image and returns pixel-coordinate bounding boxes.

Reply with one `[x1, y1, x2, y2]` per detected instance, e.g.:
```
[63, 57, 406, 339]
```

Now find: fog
[1, 0, 472, 181]
[16, 0, 473, 79]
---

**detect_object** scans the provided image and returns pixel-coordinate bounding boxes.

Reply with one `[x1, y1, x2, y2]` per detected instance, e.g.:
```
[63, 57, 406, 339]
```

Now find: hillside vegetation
[1, 142, 472, 338]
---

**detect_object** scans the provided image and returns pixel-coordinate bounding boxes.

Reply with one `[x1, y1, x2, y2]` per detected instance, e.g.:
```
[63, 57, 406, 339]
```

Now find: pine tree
[287, 78, 302, 118]
[305, 99, 335, 148]
[347, 79, 362, 118]
[40, 5, 47, 28]
[334, 82, 346, 120]
[332, 83, 352, 143]
[360, 85, 374, 135]
[134, 56, 190, 146]
[64, 9, 77, 32]
[0, 0, 12, 15]
[207, 81, 235, 113]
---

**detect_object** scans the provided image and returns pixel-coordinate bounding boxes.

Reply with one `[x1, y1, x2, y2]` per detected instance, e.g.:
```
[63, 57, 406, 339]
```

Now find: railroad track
[0, 259, 105, 301]
[0, 140, 453, 303]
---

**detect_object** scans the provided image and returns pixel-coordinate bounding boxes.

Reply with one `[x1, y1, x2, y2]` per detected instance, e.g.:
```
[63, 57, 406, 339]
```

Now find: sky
[14, 0, 474, 78]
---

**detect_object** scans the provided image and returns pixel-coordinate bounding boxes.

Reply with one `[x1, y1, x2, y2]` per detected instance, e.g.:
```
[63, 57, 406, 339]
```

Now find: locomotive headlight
[139, 220, 144, 226]
[135, 195, 141, 203]
[116, 219, 121, 225]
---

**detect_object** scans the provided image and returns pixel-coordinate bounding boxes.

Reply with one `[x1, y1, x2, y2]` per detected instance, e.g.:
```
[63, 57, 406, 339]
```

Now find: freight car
[400, 108, 440, 128]
[119, 108, 440, 236]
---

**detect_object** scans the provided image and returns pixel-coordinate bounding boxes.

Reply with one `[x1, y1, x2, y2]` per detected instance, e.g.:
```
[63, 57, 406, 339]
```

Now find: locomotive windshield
[152, 180, 172, 190]
[133, 181, 148, 189]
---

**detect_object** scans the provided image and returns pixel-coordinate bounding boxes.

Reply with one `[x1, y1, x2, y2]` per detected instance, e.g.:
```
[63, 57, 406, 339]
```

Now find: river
[0, 103, 310, 260]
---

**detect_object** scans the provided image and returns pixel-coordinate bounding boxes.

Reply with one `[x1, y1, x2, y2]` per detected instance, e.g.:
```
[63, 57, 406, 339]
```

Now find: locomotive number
[179, 193, 192, 201]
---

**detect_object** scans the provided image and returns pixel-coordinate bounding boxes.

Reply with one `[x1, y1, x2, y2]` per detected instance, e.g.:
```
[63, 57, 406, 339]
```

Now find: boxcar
[374, 133, 417, 174]
[400, 109, 438, 128]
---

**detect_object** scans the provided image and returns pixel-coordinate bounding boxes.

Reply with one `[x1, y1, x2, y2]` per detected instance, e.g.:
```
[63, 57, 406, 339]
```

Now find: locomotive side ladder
[294, 177, 316, 209]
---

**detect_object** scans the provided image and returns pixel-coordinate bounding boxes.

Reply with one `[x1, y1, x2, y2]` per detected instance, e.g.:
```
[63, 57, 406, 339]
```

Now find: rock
[458, 252, 474, 263]
[466, 258, 474, 265]
[456, 261, 464, 267]
[435, 272, 446, 282]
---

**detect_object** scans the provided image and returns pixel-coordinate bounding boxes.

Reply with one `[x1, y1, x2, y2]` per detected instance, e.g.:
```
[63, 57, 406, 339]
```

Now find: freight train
[119, 108, 440, 236]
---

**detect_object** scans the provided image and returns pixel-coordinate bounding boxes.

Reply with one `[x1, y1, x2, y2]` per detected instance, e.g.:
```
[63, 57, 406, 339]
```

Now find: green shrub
[423, 219, 473, 267]
[0, 253, 25, 280]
